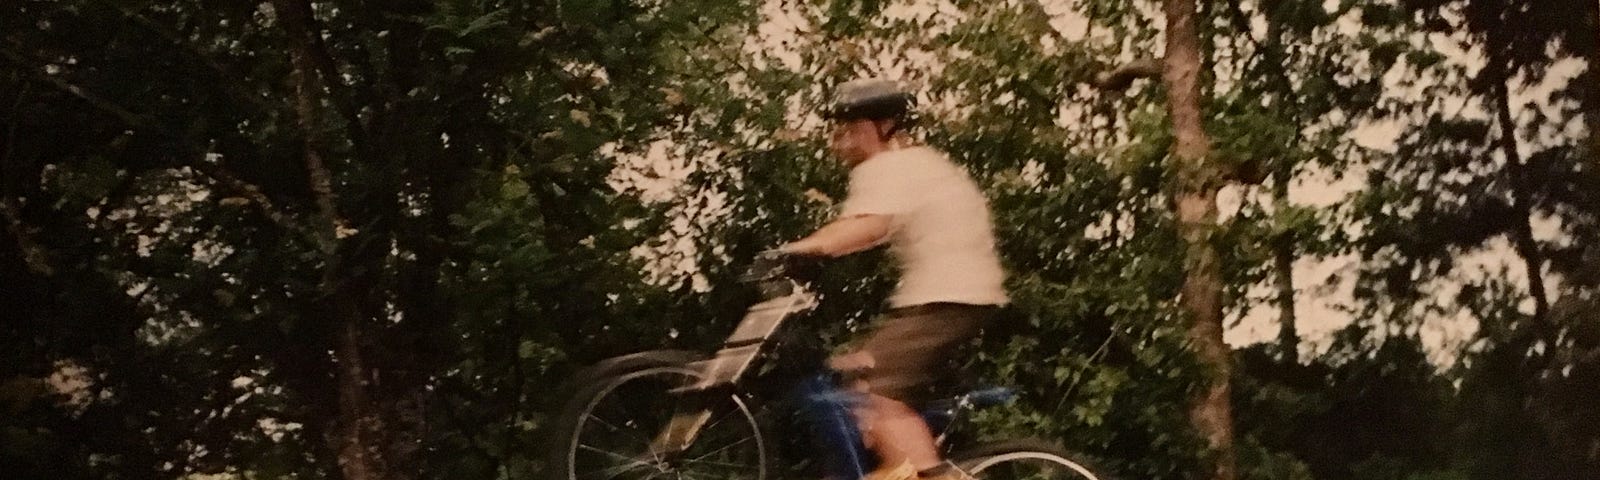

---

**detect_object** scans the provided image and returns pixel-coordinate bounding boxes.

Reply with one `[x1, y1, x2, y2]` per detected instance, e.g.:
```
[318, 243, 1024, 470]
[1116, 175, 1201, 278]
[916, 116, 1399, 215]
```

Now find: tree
[1351, 0, 1600, 477]
[2, 1, 704, 478]
[6, 1, 1596, 479]
[1158, 0, 1238, 477]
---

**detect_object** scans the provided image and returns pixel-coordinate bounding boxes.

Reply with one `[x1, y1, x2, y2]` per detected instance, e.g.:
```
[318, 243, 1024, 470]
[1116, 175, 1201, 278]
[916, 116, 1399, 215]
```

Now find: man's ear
[874, 118, 897, 141]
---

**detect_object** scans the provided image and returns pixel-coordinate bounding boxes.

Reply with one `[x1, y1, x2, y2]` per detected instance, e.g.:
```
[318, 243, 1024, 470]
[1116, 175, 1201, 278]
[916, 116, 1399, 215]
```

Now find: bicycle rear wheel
[952, 439, 1117, 480]
[550, 362, 768, 480]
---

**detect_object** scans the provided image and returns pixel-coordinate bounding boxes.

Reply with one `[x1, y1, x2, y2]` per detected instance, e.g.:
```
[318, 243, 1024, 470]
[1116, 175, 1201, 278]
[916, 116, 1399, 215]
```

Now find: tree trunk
[331, 299, 385, 480]
[1264, 7, 1298, 363]
[1491, 64, 1551, 334]
[1588, 1, 1600, 169]
[1161, 0, 1238, 478]
[1273, 173, 1298, 361]
[273, 1, 388, 479]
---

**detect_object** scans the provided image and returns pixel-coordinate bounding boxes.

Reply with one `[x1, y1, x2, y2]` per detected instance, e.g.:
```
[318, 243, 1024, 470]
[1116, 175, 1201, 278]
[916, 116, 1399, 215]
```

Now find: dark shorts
[856, 302, 997, 405]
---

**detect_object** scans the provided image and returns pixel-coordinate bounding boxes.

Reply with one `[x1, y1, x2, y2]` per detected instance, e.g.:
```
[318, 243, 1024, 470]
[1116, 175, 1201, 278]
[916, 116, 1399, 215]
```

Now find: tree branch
[0, 45, 155, 130]
[1092, 58, 1162, 91]
[273, 0, 371, 158]
[2, 77, 28, 196]
[98, 0, 282, 118]
[0, 200, 54, 276]
[1, 45, 310, 237]
[188, 156, 304, 233]
[272, 0, 345, 258]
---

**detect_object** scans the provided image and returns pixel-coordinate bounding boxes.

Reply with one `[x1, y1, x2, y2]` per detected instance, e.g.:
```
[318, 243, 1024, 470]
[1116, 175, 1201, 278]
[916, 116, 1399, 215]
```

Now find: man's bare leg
[831, 351, 954, 477]
[858, 393, 942, 472]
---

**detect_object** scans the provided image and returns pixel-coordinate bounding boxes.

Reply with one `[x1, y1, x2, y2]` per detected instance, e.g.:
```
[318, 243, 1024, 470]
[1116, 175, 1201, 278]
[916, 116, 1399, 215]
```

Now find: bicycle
[548, 253, 1116, 480]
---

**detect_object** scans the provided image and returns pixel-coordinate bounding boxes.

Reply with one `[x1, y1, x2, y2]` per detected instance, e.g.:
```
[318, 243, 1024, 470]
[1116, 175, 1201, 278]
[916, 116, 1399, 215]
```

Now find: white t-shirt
[838, 146, 1010, 308]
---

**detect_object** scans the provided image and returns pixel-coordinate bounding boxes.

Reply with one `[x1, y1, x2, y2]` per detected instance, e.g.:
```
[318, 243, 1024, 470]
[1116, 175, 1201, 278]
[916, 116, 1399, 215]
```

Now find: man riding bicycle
[778, 78, 1010, 480]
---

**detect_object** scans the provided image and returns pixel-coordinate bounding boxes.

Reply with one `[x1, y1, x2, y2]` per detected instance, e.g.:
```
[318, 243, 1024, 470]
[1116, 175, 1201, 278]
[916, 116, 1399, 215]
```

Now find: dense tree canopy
[2, 0, 1596, 479]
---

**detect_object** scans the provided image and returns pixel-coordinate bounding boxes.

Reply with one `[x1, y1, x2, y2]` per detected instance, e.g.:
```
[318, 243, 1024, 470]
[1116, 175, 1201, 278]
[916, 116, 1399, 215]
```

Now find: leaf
[458, 10, 508, 37]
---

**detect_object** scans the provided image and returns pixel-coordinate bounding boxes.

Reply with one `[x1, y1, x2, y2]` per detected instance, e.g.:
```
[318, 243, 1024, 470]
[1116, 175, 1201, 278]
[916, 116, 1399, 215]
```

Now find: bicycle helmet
[824, 78, 917, 127]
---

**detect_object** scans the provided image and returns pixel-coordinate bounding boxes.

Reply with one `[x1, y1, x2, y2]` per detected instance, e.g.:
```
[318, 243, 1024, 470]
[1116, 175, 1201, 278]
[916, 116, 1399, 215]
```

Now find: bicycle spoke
[563, 367, 765, 480]
[698, 405, 739, 433]
[577, 444, 653, 469]
[585, 413, 656, 448]
[578, 463, 648, 480]
[680, 471, 742, 480]
[683, 436, 754, 463]
[578, 462, 649, 480]
[680, 457, 762, 470]
[675, 472, 737, 480]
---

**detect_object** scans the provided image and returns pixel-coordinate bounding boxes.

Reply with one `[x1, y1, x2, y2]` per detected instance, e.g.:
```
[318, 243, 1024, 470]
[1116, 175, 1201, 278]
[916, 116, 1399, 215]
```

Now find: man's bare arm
[781, 214, 892, 257]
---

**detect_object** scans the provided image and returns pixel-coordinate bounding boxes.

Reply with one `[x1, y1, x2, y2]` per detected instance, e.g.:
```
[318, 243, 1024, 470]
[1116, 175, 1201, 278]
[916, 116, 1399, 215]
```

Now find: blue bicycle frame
[794, 373, 874, 479]
[793, 371, 1019, 479]
[654, 274, 1017, 479]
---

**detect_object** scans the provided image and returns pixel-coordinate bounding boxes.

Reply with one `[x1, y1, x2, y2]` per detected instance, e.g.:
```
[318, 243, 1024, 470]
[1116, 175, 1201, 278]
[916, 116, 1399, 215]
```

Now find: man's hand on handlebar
[742, 248, 825, 283]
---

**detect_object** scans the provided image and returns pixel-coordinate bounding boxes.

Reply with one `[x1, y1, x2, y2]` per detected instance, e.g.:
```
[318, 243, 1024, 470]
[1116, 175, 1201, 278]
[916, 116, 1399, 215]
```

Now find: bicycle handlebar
[739, 249, 824, 284]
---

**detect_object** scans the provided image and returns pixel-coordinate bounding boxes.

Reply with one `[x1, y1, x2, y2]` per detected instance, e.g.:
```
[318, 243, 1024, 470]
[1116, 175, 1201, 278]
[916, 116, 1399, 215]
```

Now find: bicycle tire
[547, 356, 771, 480]
[951, 438, 1119, 480]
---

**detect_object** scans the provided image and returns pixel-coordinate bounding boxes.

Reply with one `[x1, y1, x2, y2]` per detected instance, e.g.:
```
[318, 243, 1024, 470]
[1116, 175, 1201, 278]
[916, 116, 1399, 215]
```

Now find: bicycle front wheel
[953, 439, 1117, 480]
[550, 363, 768, 480]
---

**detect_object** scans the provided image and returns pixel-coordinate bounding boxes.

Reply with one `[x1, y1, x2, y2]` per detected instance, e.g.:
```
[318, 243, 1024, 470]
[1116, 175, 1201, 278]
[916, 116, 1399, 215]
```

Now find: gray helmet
[824, 78, 916, 123]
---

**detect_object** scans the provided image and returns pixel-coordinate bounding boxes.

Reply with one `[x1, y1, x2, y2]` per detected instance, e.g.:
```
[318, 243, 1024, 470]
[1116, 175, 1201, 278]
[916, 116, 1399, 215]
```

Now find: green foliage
[3, 0, 1598, 479]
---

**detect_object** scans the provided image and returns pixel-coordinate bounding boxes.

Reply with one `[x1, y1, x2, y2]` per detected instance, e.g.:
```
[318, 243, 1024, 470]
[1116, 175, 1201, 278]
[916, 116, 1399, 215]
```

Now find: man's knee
[862, 393, 919, 419]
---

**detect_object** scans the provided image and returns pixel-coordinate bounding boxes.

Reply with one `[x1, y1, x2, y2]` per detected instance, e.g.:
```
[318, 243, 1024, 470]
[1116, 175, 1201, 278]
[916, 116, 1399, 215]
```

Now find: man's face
[828, 118, 885, 167]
